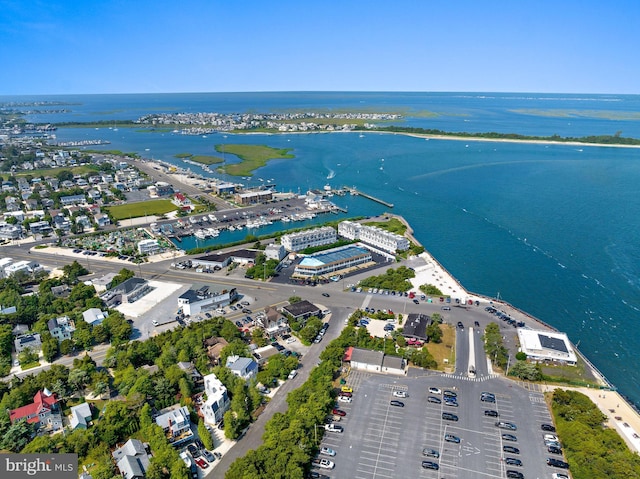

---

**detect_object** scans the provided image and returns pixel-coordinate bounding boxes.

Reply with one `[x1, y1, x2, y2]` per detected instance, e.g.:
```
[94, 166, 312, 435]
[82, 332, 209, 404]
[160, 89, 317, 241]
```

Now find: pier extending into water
[344, 187, 394, 208]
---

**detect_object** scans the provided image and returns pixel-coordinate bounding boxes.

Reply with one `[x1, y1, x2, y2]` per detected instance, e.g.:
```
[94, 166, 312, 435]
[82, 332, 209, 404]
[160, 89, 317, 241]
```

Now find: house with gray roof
[154, 405, 193, 447]
[69, 402, 93, 430]
[14, 333, 42, 353]
[226, 355, 258, 383]
[112, 438, 150, 479]
[47, 316, 75, 342]
[82, 308, 107, 326]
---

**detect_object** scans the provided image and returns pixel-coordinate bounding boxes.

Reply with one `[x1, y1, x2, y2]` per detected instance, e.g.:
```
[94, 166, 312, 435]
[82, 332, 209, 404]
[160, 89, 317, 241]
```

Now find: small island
[214, 144, 294, 176]
[174, 153, 224, 165]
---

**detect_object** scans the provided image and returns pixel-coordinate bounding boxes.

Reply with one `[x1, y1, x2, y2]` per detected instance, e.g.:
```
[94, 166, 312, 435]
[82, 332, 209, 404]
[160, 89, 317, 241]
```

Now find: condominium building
[338, 220, 410, 253]
[281, 226, 337, 252]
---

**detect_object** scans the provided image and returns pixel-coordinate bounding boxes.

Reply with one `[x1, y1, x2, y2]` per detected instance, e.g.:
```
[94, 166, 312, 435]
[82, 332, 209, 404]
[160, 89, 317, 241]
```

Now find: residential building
[402, 313, 433, 343]
[60, 194, 86, 206]
[177, 285, 239, 316]
[82, 308, 107, 326]
[94, 213, 111, 227]
[344, 347, 406, 376]
[226, 355, 259, 383]
[112, 439, 150, 479]
[9, 389, 62, 431]
[69, 402, 93, 430]
[47, 316, 75, 342]
[177, 361, 203, 385]
[203, 337, 228, 366]
[234, 189, 273, 205]
[5, 260, 40, 277]
[14, 333, 42, 353]
[264, 243, 286, 261]
[172, 193, 192, 210]
[137, 239, 161, 255]
[0, 223, 22, 240]
[155, 405, 193, 447]
[201, 373, 230, 425]
[338, 220, 410, 253]
[281, 226, 337, 252]
[29, 220, 53, 235]
[253, 344, 280, 366]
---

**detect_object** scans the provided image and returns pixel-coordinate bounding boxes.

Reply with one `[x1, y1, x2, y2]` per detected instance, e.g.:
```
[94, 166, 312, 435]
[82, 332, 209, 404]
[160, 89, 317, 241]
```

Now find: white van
[287, 370, 298, 380]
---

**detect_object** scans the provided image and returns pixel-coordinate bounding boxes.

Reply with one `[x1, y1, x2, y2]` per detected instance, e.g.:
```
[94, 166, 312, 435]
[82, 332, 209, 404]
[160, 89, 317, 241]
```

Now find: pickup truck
[312, 458, 335, 469]
[324, 423, 343, 433]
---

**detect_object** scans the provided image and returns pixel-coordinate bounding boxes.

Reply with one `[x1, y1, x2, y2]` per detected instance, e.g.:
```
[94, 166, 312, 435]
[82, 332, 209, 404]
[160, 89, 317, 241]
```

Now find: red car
[338, 391, 352, 398]
[195, 458, 209, 469]
[332, 408, 346, 417]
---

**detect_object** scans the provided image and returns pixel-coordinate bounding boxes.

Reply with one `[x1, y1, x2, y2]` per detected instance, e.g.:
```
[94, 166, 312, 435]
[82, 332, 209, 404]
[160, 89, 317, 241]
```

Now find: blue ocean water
[6, 92, 640, 406]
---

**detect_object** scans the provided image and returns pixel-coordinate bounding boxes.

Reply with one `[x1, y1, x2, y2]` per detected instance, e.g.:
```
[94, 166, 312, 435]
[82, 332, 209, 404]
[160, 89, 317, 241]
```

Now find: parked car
[506, 471, 524, 479]
[442, 412, 458, 421]
[332, 408, 346, 417]
[338, 391, 352, 398]
[541, 423, 557, 432]
[443, 390, 457, 398]
[547, 458, 569, 469]
[320, 447, 336, 457]
[428, 387, 442, 395]
[505, 457, 522, 467]
[444, 434, 460, 443]
[322, 293, 330, 297]
[312, 458, 334, 469]
[187, 444, 201, 458]
[422, 448, 439, 458]
[287, 370, 298, 380]
[324, 423, 343, 433]
[337, 396, 352, 403]
[202, 450, 215, 462]
[548, 445, 562, 454]
[195, 458, 208, 469]
[496, 421, 517, 430]
[502, 433, 518, 442]
[390, 400, 405, 407]
[427, 396, 441, 404]
[392, 390, 407, 398]
[484, 410, 499, 417]
[421, 461, 439, 470]
[341, 386, 353, 393]
[503, 446, 520, 454]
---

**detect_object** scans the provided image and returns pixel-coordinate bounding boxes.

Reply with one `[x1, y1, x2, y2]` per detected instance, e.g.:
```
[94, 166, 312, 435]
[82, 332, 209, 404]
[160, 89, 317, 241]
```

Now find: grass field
[174, 153, 224, 165]
[427, 324, 456, 371]
[105, 199, 177, 221]
[214, 144, 294, 176]
[364, 217, 407, 235]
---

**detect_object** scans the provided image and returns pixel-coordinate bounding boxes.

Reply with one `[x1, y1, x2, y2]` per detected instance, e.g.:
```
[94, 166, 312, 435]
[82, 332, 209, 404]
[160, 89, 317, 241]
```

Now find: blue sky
[1, 0, 638, 95]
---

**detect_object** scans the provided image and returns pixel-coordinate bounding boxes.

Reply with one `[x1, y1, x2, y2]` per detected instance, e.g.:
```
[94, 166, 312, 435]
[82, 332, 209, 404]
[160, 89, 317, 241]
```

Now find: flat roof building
[281, 226, 337, 252]
[517, 329, 577, 365]
[338, 220, 410, 253]
[294, 245, 372, 278]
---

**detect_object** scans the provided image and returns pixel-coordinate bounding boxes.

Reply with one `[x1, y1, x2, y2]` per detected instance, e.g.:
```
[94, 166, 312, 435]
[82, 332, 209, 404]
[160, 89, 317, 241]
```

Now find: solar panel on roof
[538, 334, 568, 353]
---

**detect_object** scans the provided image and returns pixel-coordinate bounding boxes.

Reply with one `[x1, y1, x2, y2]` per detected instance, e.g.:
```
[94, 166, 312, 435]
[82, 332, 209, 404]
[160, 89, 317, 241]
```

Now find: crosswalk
[441, 372, 500, 382]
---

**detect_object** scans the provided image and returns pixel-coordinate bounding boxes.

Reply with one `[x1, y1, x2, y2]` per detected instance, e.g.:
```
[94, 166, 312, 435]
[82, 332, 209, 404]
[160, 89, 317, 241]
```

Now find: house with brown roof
[204, 337, 228, 366]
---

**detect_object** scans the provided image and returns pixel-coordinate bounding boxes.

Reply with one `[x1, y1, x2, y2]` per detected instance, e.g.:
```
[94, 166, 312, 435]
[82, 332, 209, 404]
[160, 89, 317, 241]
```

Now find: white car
[287, 370, 298, 380]
[544, 434, 559, 442]
[428, 387, 442, 395]
[285, 337, 296, 344]
[337, 396, 352, 403]
[316, 458, 335, 469]
[392, 390, 408, 398]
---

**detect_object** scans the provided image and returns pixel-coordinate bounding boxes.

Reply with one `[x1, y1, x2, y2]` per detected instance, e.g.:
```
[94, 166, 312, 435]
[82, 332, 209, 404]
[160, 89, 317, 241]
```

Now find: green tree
[41, 335, 59, 363]
[509, 361, 542, 381]
[198, 419, 214, 450]
[1, 418, 35, 451]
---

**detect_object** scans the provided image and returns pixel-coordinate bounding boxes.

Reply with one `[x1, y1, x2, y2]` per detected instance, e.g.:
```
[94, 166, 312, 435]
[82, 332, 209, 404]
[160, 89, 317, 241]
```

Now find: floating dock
[344, 187, 394, 208]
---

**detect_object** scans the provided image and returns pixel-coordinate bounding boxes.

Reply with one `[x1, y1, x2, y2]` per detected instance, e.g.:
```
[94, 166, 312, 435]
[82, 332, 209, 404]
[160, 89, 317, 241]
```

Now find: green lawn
[214, 144, 294, 176]
[106, 199, 178, 221]
[364, 217, 407, 235]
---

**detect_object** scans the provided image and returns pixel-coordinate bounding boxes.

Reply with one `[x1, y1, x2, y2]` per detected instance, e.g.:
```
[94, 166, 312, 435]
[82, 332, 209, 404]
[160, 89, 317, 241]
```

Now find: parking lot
[314, 370, 565, 479]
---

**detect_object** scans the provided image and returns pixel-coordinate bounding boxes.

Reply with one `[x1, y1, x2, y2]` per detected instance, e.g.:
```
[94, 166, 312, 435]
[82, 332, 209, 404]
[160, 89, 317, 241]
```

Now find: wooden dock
[344, 187, 394, 208]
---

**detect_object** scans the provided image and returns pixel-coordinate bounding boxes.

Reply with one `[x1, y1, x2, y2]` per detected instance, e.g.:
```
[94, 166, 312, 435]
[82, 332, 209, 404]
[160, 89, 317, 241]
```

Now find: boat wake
[327, 169, 335, 180]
